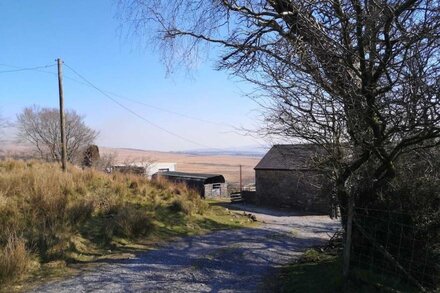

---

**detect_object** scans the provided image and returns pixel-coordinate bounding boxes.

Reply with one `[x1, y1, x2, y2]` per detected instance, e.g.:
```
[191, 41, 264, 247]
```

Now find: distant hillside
[179, 145, 268, 157]
[0, 144, 262, 185]
[100, 147, 261, 185]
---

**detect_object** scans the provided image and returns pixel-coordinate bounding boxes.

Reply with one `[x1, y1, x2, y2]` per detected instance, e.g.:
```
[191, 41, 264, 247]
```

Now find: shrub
[67, 197, 95, 224]
[351, 148, 440, 289]
[168, 190, 208, 216]
[114, 205, 153, 238]
[183, 190, 209, 215]
[98, 204, 153, 241]
[168, 198, 191, 214]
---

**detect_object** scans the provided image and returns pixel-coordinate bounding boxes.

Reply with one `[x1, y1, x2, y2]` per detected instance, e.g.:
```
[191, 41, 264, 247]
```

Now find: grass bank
[273, 248, 419, 292]
[0, 160, 253, 290]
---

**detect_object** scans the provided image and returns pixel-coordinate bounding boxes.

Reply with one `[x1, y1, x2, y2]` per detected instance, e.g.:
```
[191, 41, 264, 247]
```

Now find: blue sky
[0, 0, 265, 151]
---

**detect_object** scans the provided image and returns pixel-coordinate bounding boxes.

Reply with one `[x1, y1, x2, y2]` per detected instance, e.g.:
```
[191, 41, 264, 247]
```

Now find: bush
[114, 205, 153, 238]
[350, 148, 440, 289]
[99, 204, 153, 240]
[67, 197, 95, 224]
[168, 198, 192, 215]
[168, 191, 208, 215]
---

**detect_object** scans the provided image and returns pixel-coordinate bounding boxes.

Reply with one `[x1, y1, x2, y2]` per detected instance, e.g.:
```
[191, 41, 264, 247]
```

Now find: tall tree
[119, 0, 440, 208]
[16, 106, 98, 163]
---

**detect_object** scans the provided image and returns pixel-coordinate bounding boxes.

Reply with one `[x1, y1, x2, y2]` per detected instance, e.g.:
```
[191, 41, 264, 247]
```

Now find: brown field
[0, 144, 261, 186]
[101, 147, 261, 186]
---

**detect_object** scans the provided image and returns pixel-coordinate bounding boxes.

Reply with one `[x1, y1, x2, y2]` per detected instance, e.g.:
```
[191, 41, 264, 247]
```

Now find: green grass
[273, 249, 343, 293]
[272, 249, 420, 293]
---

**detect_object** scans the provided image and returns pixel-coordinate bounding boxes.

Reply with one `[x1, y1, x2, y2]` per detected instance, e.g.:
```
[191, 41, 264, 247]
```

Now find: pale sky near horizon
[0, 1, 268, 152]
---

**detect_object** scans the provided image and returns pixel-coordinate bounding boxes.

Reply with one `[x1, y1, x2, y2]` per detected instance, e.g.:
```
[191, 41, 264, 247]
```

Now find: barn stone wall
[204, 183, 228, 198]
[255, 169, 329, 214]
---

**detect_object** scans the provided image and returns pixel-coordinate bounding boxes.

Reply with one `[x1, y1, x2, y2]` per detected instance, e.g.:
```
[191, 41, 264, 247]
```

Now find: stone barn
[254, 144, 329, 214]
[152, 171, 228, 199]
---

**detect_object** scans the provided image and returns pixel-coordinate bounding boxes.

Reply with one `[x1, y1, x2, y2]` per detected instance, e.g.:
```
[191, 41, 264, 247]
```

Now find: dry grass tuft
[0, 235, 30, 283]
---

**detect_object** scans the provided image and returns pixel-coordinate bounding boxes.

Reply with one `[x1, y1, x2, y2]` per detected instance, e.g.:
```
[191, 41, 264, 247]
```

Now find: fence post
[343, 195, 354, 280]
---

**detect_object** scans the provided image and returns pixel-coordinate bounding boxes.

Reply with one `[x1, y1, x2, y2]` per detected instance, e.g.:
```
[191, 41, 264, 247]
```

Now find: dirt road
[30, 204, 340, 292]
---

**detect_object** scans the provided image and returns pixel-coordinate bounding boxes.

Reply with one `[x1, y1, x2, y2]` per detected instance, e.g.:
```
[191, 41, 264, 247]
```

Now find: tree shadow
[33, 227, 335, 292]
[211, 201, 328, 217]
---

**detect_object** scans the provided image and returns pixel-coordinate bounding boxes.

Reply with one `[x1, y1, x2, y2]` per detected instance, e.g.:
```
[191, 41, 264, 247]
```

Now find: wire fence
[347, 207, 439, 291]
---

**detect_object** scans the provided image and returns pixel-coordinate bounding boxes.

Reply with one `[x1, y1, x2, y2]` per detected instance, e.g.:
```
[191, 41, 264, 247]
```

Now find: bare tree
[119, 0, 440, 207]
[94, 151, 117, 172]
[16, 106, 99, 163]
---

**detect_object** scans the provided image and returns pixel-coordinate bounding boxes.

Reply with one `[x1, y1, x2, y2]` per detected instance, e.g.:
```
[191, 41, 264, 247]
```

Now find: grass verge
[272, 248, 420, 293]
[0, 160, 254, 291]
[272, 249, 343, 293]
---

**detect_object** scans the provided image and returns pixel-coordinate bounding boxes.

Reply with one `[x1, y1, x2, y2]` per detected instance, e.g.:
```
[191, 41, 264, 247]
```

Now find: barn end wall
[204, 183, 228, 198]
[255, 169, 329, 214]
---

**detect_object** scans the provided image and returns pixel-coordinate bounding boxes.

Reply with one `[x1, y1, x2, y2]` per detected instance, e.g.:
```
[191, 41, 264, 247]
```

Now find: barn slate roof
[254, 144, 322, 171]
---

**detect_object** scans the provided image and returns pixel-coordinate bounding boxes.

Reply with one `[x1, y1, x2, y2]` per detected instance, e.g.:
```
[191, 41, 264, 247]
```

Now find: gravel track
[30, 204, 340, 293]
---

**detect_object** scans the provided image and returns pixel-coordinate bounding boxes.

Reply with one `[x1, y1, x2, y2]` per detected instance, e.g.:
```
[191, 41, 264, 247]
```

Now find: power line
[0, 63, 56, 74]
[63, 63, 216, 149]
[0, 63, 236, 129]
[106, 92, 235, 127]
[0, 63, 90, 85]
[60, 75, 235, 128]
[0, 61, 268, 150]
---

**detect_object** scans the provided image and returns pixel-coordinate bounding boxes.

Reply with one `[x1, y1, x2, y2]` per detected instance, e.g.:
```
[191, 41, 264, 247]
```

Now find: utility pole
[239, 164, 242, 192]
[57, 58, 67, 172]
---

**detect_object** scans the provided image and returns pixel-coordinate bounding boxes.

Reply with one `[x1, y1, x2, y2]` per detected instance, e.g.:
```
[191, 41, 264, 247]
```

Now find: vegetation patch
[272, 248, 343, 293]
[0, 160, 253, 290]
[272, 248, 419, 293]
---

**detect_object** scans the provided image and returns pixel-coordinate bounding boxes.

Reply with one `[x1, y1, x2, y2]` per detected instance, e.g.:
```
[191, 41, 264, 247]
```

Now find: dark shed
[151, 171, 227, 198]
[254, 144, 329, 213]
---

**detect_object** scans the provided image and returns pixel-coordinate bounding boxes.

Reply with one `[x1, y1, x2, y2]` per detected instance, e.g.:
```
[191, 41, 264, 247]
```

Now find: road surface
[30, 204, 340, 292]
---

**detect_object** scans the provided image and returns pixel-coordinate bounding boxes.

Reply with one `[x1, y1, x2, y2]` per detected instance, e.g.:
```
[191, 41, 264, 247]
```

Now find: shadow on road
[211, 201, 328, 217]
[30, 203, 340, 293]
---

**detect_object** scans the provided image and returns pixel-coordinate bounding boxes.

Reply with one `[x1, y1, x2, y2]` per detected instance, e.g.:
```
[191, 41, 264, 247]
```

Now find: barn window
[212, 183, 221, 189]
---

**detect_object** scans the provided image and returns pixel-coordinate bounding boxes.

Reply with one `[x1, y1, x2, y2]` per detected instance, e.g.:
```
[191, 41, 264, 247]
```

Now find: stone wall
[204, 183, 228, 198]
[255, 169, 329, 214]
